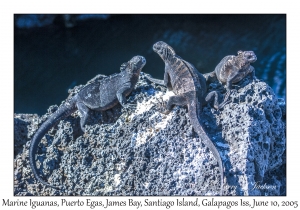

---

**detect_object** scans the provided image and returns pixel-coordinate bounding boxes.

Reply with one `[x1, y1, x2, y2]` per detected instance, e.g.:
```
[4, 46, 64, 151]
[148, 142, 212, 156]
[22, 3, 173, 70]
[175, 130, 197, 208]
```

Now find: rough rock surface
[14, 73, 286, 196]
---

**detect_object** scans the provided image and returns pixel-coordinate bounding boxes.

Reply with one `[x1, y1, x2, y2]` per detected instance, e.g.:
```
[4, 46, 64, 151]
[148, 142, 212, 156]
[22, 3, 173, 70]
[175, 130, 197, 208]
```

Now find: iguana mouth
[139, 56, 146, 65]
[245, 51, 257, 63]
[249, 54, 257, 63]
[130, 55, 146, 72]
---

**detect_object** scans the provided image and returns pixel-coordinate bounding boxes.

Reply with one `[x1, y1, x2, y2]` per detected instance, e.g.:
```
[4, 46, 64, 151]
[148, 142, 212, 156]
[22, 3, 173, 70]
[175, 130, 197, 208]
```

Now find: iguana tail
[144, 74, 165, 86]
[187, 97, 224, 196]
[29, 97, 77, 189]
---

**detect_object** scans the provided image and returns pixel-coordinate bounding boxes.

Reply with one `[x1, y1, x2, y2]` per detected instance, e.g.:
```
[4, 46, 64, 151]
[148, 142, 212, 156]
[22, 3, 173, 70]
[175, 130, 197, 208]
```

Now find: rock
[13, 73, 286, 196]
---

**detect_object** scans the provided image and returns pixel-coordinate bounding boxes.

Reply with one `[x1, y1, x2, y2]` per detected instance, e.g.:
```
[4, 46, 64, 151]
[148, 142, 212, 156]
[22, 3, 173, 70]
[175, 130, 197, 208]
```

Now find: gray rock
[14, 73, 286, 196]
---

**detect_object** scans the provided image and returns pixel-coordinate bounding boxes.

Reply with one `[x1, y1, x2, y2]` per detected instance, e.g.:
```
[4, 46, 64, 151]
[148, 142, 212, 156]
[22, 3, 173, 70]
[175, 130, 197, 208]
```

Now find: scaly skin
[146, 41, 224, 195]
[204, 50, 257, 109]
[29, 56, 146, 189]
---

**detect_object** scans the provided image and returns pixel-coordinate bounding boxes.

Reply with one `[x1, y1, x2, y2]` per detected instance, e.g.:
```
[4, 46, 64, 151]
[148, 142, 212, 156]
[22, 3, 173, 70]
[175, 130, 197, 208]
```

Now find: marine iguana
[146, 41, 224, 195]
[29, 55, 146, 189]
[204, 50, 257, 108]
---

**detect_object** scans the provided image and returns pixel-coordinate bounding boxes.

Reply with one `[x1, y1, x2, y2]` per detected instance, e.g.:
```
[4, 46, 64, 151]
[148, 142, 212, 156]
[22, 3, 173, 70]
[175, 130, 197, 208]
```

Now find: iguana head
[153, 41, 176, 61]
[237, 50, 257, 64]
[120, 56, 146, 75]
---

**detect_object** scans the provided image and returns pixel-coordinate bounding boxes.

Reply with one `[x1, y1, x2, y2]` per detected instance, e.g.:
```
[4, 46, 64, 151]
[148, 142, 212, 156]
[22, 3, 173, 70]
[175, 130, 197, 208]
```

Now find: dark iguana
[146, 41, 224, 195]
[29, 55, 146, 189]
[204, 50, 257, 108]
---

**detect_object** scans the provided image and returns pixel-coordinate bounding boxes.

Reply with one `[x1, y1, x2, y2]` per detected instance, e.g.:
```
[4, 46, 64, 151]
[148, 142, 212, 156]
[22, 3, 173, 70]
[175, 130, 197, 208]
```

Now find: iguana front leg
[226, 71, 239, 92]
[203, 71, 218, 83]
[76, 101, 90, 132]
[146, 66, 172, 90]
[145, 73, 172, 90]
[205, 91, 220, 110]
[116, 83, 136, 109]
[249, 66, 255, 80]
[219, 71, 240, 108]
[145, 75, 165, 86]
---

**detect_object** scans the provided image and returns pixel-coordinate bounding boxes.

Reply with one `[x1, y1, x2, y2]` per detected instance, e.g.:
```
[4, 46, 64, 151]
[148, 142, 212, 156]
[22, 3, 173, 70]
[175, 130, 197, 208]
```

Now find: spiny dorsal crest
[162, 45, 176, 61]
[223, 56, 234, 69]
[120, 62, 128, 72]
[166, 45, 176, 56]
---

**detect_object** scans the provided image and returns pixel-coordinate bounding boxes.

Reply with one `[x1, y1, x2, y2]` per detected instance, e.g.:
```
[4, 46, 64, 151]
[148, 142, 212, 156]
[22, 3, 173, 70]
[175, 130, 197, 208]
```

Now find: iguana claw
[123, 103, 137, 110]
[218, 89, 237, 109]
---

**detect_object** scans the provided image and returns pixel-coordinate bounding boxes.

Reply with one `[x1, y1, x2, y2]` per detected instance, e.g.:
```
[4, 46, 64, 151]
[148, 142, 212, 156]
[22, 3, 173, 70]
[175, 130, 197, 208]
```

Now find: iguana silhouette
[30, 55, 146, 189]
[204, 50, 257, 108]
[146, 41, 224, 195]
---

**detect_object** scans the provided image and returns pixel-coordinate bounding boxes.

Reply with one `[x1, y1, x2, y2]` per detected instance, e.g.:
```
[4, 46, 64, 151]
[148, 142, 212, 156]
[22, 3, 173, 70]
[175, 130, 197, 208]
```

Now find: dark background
[14, 14, 286, 115]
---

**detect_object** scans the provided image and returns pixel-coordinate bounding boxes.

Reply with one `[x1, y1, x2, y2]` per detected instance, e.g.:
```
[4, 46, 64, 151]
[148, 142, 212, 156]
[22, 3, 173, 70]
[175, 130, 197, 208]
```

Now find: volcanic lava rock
[14, 73, 286, 196]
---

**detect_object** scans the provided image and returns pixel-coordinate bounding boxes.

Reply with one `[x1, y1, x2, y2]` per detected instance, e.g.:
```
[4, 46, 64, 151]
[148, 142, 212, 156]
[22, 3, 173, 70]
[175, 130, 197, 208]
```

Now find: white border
[1, 0, 299, 209]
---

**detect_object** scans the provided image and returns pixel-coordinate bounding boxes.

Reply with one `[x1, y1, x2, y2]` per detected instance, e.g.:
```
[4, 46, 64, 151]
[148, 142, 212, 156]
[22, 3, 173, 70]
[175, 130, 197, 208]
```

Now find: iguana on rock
[146, 41, 224, 195]
[29, 55, 146, 189]
[204, 50, 257, 108]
